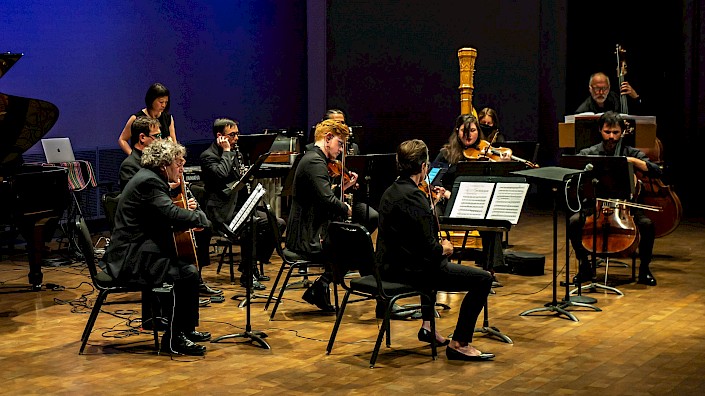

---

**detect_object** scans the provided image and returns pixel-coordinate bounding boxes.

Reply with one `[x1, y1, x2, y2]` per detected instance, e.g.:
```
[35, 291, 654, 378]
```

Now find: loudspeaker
[504, 251, 545, 276]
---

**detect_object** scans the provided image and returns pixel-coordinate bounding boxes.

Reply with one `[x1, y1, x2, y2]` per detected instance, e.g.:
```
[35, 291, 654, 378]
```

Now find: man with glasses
[575, 72, 643, 114]
[120, 116, 222, 304]
[119, 116, 162, 190]
[199, 118, 286, 291]
[286, 119, 355, 312]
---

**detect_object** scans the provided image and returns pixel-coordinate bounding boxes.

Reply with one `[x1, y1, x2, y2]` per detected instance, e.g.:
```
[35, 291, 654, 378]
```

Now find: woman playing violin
[432, 114, 511, 285]
[568, 111, 661, 286]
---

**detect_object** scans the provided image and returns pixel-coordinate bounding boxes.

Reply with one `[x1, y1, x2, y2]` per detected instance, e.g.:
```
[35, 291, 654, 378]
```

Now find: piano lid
[0, 52, 23, 78]
[0, 53, 60, 166]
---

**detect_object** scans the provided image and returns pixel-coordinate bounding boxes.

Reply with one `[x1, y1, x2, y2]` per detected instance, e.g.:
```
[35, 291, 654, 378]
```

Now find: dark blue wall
[1, 1, 307, 154]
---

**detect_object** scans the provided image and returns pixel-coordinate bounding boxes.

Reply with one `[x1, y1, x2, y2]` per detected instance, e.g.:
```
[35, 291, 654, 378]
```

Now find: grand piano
[0, 52, 70, 290]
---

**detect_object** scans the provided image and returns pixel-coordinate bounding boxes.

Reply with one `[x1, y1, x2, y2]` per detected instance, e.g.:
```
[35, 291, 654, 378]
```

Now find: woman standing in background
[119, 82, 177, 155]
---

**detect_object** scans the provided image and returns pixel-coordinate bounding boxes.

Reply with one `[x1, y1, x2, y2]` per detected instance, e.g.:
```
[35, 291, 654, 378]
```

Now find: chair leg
[216, 244, 227, 274]
[149, 290, 161, 351]
[326, 291, 351, 354]
[228, 245, 236, 284]
[79, 290, 108, 354]
[269, 265, 297, 320]
[428, 297, 438, 360]
[264, 261, 289, 311]
[370, 304, 391, 368]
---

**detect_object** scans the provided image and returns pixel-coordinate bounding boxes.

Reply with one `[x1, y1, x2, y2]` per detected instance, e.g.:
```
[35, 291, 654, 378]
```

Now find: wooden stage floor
[1, 205, 704, 395]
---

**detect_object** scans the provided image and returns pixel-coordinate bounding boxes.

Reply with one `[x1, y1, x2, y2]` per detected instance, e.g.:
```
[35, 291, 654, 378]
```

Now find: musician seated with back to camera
[102, 139, 212, 356]
[376, 139, 494, 361]
[119, 116, 222, 300]
[198, 118, 286, 291]
[433, 114, 511, 286]
[568, 111, 661, 286]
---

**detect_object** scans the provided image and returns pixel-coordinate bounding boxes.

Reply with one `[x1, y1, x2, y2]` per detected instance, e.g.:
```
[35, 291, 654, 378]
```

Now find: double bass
[616, 44, 683, 237]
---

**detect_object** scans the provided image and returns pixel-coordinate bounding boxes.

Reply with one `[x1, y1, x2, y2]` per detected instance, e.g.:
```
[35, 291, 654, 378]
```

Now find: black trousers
[405, 261, 492, 344]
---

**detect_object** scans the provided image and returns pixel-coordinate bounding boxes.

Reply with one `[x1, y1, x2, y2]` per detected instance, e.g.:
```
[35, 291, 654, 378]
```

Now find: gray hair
[141, 139, 186, 169]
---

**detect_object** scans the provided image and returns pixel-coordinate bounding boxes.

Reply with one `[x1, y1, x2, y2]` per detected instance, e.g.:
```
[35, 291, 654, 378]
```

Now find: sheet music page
[449, 182, 494, 219]
[486, 183, 530, 224]
[228, 183, 266, 234]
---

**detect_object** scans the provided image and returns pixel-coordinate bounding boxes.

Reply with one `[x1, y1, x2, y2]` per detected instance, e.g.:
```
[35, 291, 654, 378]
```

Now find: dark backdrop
[1, 1, 307, 151]
[2, 0, 702, 216]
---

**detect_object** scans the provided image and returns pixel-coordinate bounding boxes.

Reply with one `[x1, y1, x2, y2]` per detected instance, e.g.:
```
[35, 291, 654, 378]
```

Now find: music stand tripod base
[211, 330, 270, 349]
[474, 325, 513, 344]
[231, 291, 275, 308]
[571, 282, 624, 296]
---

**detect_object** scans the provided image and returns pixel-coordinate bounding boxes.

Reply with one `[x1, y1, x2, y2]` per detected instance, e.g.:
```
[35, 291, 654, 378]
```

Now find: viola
[462, 140, 539, 168]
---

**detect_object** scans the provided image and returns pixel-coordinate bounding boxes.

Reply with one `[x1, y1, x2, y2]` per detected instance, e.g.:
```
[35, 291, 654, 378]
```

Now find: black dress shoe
[446, 346, 494, 361]
[417, 328, 450, 346]
[252, 267, 270, 282]
[184, 330, 211, 343]
[302, 282, 336, 312]
[637, 269, 657, 286]
[162, 333, 206, 356]
[240, 276, 266, 290]
[199, 283, 223, 296]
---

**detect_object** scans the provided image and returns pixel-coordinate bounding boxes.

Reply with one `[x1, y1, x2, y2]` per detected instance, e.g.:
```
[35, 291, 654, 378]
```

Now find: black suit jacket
[285, 146, 348, 257]
[118, 149, 142, 190]
[376, 177, 445, 284]
[103, 167, 211, 286]
[199, 142, 242, 228]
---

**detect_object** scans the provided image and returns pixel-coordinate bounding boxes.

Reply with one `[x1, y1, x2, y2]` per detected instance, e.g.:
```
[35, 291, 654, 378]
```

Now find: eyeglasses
[147, 133, 162, 140]
[224, 132, 239, 138]
[590, 86, 610, 93]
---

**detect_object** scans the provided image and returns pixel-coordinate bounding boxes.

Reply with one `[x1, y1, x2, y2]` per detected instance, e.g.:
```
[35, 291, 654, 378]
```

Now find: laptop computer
[41, 137, 76, 163]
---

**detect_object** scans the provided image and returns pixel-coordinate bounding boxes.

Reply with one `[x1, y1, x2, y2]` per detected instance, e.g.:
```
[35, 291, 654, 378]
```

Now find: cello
[616, 44, 683, 237]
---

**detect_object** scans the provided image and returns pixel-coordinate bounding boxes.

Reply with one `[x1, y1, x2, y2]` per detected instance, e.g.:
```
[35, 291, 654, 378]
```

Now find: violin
[328, 159, 354, 222]
[418, 180, 441, 204]
[327, 159, 352, 188]
[462, 140, 539, 168]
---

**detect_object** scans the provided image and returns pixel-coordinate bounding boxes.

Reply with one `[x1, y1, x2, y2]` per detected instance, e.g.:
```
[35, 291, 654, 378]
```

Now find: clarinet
[233, 143, 248, 175]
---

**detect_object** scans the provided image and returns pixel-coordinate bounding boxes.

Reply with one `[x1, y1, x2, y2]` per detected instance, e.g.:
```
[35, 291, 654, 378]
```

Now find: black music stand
[441, 172, 529, 344]
[560, 155, 635, 296]
[237, 133, 278, 167]
[212, 183, 270, 349]
[514, 166, 601, 322]
[344, 153, 396, 215]
[223, 153, 273, 307]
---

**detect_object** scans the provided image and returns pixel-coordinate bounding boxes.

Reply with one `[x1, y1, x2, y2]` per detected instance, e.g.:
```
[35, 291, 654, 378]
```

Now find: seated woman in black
[376, 139, 494, 361]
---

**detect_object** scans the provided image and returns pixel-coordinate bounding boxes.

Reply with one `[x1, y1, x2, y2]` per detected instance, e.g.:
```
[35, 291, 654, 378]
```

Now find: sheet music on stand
[227, 183, 266, 235]
[448, 179, 529, 225]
